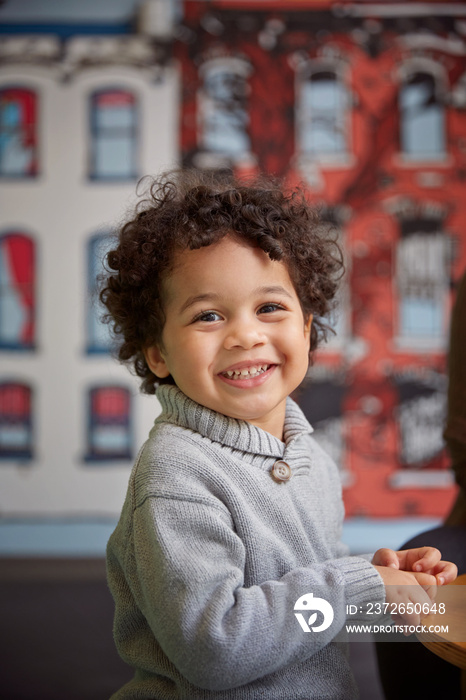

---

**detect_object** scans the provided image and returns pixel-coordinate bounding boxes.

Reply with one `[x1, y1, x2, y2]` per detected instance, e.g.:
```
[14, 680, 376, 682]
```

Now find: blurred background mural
[1, 0, 466, 555]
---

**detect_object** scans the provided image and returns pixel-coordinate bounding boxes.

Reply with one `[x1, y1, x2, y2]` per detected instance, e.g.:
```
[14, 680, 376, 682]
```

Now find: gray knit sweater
[107, 385, 384, 699]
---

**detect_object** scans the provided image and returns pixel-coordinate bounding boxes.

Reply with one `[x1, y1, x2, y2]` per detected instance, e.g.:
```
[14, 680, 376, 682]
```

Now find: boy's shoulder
[129, 419, 228, 508]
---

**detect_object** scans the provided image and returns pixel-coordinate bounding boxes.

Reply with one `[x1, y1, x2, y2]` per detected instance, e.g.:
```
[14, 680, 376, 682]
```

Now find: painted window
[312, 211, 349, 348]
[0, 87, 38, 177]
[298, 379, 348, 482]
[87, 233, 114, 353]
[400, 72, 445, 160]
[396, 385, 446, 469]
[0, 382, 33, 459]
[323, 217, 349, 344]
[199, 59, 251, 159]
[90, 89, 137, 180]
[298, 69, 348, 159]
[0, 232, 36, 350]
[86, 386, 132, 461]
[396, 220, 449, 341]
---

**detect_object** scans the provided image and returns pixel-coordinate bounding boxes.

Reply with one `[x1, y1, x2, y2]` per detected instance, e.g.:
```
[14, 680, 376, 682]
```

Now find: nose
[223, 316, 267, 351]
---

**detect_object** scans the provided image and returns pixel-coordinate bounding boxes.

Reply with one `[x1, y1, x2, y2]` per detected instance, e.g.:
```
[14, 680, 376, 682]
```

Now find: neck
[240, 402, 287, 442]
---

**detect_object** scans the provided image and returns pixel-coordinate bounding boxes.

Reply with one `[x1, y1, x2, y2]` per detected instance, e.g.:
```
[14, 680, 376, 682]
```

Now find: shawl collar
[155, 385, 313, 459]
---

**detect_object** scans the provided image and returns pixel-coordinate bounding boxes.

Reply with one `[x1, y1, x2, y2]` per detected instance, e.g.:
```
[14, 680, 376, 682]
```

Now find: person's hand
[372, 547, 457, 586]
[372, 564, 437, 631]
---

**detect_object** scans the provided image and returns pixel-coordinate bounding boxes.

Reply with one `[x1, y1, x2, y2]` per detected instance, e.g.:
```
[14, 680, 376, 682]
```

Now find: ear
[304, 314, 313, 335]
[144, 345, 171, 379]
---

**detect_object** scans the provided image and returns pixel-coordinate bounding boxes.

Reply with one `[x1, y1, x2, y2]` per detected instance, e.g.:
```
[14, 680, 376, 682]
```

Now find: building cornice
[0, 34, 172, 80]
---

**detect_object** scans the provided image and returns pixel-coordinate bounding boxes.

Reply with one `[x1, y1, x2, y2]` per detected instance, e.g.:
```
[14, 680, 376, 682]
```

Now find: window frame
[85, 385, 133, 462]
[294, 58, 353, 171]
[196, 56, 252, 168]
[88, 87, 139, 182]
[0, 86, 38, 179]
[397, 60, 448, 164]
[86, 232, 114, 355]
[0, 381, 33, 460]
[394, 218, 450, 350]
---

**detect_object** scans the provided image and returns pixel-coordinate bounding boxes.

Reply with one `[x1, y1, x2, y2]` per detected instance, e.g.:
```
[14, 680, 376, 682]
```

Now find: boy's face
[145, 235, 312, 440]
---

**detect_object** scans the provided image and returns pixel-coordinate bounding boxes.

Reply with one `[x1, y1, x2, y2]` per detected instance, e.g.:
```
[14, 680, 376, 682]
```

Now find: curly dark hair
[100, 169, 344, 394]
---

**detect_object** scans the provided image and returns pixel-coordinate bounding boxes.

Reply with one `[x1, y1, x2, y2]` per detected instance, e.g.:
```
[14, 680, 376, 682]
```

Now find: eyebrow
[179, 293, 221, 314]
[179, 286, 293, 314]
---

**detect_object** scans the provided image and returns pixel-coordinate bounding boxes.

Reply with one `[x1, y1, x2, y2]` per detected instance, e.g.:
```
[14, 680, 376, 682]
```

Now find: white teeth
[223, 364, 270, 379]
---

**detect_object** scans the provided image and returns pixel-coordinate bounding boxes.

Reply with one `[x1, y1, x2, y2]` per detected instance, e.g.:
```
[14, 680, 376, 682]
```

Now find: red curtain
[0, 383, 31, 418]
[92, 387, 130, 420]
[4, 234, 35, 345]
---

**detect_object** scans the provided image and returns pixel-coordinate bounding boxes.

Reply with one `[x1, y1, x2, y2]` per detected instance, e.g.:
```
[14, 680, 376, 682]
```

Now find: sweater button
[271, 460, 292, 483]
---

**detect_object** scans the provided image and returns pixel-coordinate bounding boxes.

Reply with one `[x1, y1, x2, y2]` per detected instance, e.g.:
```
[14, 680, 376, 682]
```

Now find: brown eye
[194, 311, 222, 323]
[258, 303, 284, 314]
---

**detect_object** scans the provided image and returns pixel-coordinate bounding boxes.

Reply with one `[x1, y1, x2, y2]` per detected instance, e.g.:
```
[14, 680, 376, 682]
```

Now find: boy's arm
[130, 495, 384, 692]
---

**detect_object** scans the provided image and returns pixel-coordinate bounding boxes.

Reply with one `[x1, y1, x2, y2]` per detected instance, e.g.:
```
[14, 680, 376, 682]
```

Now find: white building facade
[0, 23, 179, 518]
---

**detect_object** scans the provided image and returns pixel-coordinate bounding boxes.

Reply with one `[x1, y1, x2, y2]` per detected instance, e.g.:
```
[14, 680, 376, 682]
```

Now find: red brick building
[176, 0, 466, 517]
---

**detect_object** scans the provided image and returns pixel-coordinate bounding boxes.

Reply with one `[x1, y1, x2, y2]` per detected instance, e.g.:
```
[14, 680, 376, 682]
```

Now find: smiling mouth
[221, 364, 272, 380]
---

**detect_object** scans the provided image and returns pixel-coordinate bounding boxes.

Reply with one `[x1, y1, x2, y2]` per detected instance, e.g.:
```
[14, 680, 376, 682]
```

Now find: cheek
[288, 330, 311, 369]
[172, 336, 214, 374]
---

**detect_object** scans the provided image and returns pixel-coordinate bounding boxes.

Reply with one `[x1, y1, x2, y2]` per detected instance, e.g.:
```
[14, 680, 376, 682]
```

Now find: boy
[102, 170, 456, 699]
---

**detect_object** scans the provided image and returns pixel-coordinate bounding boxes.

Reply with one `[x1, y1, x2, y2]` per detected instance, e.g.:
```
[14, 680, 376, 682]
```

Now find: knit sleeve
[130, 495, 384, 692]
